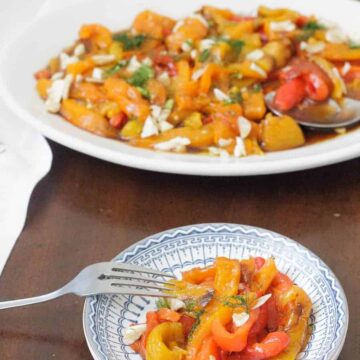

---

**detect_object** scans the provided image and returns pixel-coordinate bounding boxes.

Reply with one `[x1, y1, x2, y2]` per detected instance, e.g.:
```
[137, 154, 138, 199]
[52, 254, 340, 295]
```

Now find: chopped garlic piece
[51, 72, 64, 81]
[181, 40, 193, 52]
[173, 20, 185, 33]
[300, 41, 325, 54]
[237, 116, 252, 139]
[232, 312, 250, 327]
[326, 28, 348, 44]
[123, 324, 147, 345]
[341, 62, 351, 76]
[92, 67, 104, 80]
[127, 56, 142, 73]
[199, 39, 215, 52]
[59, 52, 78, 70]
[92, 54, 116, 65]
[214, 88, 230, 102]
[209, 147, 230, 158]
[73, 43, 85, 57]
[142, 57, 153, 66]
[250, 62, 267, 78]
[45, 80, 65, 113]
[246, 49, 264, 61]
[169, 298, 186, 311]
[234, 137, 246, 157]
[141, 116, 159, 138]
[150, 105, 162, 119]
[75, 74, 83, 83]
[209, 356, 216, 360]
[157, 71, 170, 86]
[159, 121, 174, 132]
[190, 50, 198, 60]
[154, 137, 190, 152]
[252, 294, 272, 309]
[85, 77, 104, 84]
[270, 20, 296, 32]
[192, 66, 207, 81]
[62, 74, 73, 99]
[218, 138, 233, 147]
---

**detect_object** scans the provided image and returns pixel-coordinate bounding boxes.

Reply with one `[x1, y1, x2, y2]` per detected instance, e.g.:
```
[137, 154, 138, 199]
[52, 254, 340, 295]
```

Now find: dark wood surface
[0, 141, 359, 359]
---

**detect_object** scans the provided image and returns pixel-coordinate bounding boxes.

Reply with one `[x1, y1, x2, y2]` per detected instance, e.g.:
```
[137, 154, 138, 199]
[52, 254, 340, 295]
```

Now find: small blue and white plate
[83, 224, 348, 360]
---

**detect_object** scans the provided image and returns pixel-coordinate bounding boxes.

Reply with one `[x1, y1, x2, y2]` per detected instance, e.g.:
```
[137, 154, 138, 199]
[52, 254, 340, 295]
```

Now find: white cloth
[0, 0, 53, 274]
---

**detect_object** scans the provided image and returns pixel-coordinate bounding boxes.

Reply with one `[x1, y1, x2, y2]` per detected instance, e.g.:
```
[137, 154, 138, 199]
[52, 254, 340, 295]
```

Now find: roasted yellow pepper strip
[186, 305, 232, 360]
[272, 285, 312, 360]
[251, 257, 278, 295]
[146, 322, 186, 360]
[214, 257, 241, 296]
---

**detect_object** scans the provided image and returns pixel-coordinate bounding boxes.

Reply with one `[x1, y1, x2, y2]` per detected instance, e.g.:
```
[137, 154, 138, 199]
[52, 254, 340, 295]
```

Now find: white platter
[0, 0, 359, 176]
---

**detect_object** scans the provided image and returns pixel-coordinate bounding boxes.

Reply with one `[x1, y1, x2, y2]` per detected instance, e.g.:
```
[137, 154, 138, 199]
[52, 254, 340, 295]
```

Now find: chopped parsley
[252, 83, 262, 92]
[105, 60, 128, 77]
[112, 33, 146, 50]
[136, 86, 151, 99]
[297, 21, 326, 41]
[223, 295, 249, 312]
[128, 65, 154, 87]
[188, 309, 205, 338]
[302, 21, 326, 31]
[164, 99, 175, 110]
[199, 49, 211, 62]
[227, 39, 245, 54]
[155, 298, 170, 309]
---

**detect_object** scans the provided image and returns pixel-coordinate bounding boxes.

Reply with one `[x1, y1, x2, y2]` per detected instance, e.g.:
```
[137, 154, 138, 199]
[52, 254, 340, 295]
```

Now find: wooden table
[0, 141, 359, 359]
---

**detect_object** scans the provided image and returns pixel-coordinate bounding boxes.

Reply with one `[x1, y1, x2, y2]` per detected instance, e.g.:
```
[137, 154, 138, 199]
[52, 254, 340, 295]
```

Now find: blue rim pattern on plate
[83, 223, 348, 360]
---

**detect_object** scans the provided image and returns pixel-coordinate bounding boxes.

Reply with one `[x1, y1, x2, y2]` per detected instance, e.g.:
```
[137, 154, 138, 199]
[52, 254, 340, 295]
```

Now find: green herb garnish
[128, 65, 154, 87]
[105, 60, 128, 77]
[228, 39, 245, 54]
[252, 83, 262, 92]
[136, 86, 151, 99]
[112, 33, 146, 50]
[155, 298, 170, 309]
[188, 309, 205, 338]
[223, 295, 249, 312]
[199, 49, 211, 62]
[164, 99, 175, 110]
[303, 21, 326, 31]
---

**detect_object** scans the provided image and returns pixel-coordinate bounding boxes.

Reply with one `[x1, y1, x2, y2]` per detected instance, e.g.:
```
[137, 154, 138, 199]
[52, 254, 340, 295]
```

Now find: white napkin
[0, 101, 52, 275]
[0, 0, 53, 275]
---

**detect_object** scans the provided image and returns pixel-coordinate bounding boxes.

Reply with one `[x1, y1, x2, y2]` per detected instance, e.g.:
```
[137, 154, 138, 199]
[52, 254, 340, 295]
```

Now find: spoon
[265, 91, 360, 129]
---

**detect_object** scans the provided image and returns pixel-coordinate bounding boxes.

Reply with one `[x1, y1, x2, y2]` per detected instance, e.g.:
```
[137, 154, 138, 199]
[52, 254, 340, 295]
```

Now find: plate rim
[0, 0, 360, 176]
[82, 223, 349, 360]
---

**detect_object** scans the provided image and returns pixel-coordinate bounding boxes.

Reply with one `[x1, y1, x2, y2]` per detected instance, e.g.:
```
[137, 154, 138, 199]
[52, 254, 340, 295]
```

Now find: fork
[0, 262, 176, 310]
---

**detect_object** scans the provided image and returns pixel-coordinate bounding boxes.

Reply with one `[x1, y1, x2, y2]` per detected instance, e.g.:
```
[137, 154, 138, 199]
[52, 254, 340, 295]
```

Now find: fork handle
[0, 287, 68, 310]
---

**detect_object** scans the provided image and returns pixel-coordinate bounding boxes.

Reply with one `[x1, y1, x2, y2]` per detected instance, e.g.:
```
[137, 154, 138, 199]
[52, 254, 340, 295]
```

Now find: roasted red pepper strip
[239, 331, 290, 360]
[212, 310, 259, 352]
[274, 78, 307, 112]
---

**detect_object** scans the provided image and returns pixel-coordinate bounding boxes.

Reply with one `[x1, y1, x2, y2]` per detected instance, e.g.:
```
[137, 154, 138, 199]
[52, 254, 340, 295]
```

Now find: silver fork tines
[0, 262, 176, 310]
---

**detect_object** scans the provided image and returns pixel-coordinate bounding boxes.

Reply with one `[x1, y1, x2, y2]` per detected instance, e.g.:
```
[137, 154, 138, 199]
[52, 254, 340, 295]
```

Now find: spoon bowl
[265, 91, 360, 129]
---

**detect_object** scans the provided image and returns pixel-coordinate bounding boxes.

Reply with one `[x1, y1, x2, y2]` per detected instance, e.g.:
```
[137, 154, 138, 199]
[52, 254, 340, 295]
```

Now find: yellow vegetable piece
[260, 114, 305, 152]
[258, 6, 299, 21]
[322, 43, 360, 61]
[184, 112, 203, 129]
[36, 79, 51, 99]
[312, 56, 346, 99]
[251, 257, 278, 295]
[243, 91, 267, 121]
[146, 322, 186, 360]
[109, 41, 123, 60]
[272, 286, 312, 360]
[120, 119, 143, 139]
[214, 257, 241, 296]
